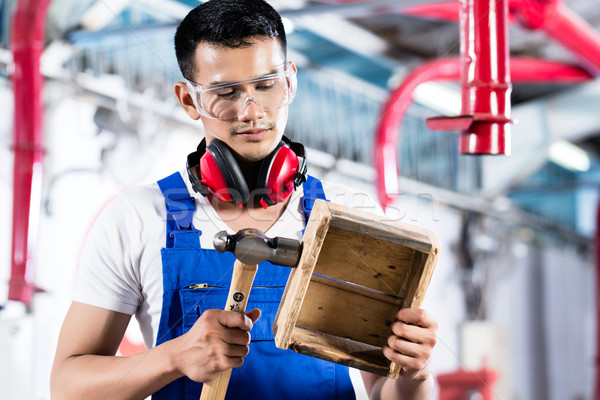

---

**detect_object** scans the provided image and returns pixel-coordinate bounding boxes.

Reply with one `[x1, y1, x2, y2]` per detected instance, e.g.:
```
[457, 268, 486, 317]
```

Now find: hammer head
[213, 228, 302, 266]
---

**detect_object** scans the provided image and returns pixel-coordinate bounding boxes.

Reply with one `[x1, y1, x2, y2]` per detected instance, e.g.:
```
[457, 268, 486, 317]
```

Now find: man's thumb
[245, 308, 261, 324]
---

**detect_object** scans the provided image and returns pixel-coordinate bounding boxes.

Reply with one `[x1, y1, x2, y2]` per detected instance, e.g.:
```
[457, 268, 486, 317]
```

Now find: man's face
[186, 38, 292, 162]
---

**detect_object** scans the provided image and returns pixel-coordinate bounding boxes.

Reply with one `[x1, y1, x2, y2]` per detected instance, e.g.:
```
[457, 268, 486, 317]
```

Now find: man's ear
[174, 82, 201, 120]
[289, 61, 297, 74]
[287, 61, 298, 101]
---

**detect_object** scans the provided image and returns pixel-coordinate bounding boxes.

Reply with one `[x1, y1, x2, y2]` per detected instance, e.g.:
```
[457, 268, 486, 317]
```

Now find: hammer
[199, 228, 302, 400]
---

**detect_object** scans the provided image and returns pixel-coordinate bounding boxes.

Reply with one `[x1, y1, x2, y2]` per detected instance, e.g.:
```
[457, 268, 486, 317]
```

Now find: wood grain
[273, 199, 440, 378]
[199, 260, 258, 400]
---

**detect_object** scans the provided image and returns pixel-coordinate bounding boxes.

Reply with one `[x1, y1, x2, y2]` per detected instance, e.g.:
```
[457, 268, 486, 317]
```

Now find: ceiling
[2, 0, 600, 242]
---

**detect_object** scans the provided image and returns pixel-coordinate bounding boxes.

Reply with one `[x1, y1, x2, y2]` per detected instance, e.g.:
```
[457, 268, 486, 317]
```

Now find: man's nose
[237, 96, 266, 121]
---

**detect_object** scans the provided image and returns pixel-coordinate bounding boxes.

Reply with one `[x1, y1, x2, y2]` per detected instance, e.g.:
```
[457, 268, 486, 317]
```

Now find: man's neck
[235, 156, 259, 191]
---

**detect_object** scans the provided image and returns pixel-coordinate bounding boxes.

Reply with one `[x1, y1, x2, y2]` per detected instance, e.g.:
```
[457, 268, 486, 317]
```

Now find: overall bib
[153, 172, 356, 400]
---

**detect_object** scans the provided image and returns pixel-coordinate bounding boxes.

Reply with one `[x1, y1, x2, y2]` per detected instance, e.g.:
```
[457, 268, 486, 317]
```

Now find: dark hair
[174, 0, 287, 80]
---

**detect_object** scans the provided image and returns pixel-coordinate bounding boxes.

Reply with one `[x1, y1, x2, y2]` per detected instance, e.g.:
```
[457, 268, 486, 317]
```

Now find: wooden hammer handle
[199, 259, 258, 400]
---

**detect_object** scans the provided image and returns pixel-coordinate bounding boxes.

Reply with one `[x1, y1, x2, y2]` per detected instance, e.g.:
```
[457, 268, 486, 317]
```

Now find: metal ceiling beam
[279, 0, 450, 19]
[325, 160, 593, 246]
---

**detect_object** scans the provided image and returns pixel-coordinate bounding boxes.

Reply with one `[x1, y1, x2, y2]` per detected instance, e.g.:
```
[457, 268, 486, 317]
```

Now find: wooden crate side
[288, 326, 401, 379]
[407, 245, 440, 308]
[273, 200, 331, 349]
[296, 276, 402, 348]
[274, 199, 440, 378]
[314, 225, 424, 297]
[326, 202, 436, 253]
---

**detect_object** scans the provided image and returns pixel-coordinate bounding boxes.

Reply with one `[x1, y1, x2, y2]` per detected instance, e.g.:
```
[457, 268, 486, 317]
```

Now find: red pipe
[374, 0, 600, 207]
[403, 1, 520, 24]
[509, 58, 594, 82]
[511, 0, 600, 73]
[458, 0, 511, 155]
[374, 58, 462, 207]
[9, 0, 51, 306]
[402, 1, 461, 22]
[399, 0, 600, 73]
[425, 0, 513, 155]
[374, 57, 593, 207]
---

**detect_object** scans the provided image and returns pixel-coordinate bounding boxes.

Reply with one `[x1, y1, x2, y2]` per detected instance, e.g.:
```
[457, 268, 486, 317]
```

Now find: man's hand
[383, 308, 437, 380]
[362, 308, 437, 400]
[169, 308, 261, 382]
[51, 303, 261, 400]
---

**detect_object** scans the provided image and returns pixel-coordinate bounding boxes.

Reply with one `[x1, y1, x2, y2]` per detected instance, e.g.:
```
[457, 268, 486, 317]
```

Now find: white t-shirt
[73, 169, 381, 349]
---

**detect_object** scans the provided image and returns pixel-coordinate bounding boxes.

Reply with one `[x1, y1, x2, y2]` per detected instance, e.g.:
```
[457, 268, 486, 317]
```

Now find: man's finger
[396, 308, 438, 330]
[218, 310, 255, 330]
[387, 335, 431, 358]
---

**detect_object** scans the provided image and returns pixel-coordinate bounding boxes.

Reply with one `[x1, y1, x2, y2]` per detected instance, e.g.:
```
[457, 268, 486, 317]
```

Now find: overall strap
[301, 175, 328, 226]
[157, 172, 198, 248]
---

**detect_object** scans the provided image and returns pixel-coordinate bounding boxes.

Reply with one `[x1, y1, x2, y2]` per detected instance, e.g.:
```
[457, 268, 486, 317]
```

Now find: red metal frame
[403, 1, 461, 22]
[374, 0, 600, 207]
[425, 0, 512, 155]
[374, 58, 462, 207]
[374, 1, 600, 392]
[374, 57, 592, 207]
[436, 366, 499, 400]
[458, 0, 511, 155]
[9, 0, 51, 306]
[511, 0, 600, 72]
[399, 0, 600, 74]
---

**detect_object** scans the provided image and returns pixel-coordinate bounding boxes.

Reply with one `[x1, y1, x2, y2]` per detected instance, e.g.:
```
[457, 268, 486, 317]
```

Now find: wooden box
[273, 199, 439, 379]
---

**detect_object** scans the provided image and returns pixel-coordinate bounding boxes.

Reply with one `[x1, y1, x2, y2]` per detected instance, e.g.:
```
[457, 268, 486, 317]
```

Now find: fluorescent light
[414, 82, 461, 116]
[548, 140, 590, 172]
[80, 0, 134, 31]
[294, 14, 387, 56]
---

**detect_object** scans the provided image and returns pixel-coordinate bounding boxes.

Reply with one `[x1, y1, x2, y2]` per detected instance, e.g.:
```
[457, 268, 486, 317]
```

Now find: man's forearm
[383, 372, 434, 400]
[362, 369, 434, 400]
[51, 340, 183, 400]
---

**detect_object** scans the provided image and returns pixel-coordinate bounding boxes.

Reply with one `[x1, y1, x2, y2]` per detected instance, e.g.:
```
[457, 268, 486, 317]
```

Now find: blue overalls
[153, 172, 356, 400]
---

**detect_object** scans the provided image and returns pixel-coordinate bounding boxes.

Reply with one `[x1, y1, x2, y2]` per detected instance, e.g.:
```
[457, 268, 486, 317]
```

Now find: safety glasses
[186, 62, 297, 120]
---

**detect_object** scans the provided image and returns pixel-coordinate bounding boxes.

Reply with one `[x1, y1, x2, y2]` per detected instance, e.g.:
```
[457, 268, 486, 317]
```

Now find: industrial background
[1, 0, 599, 398]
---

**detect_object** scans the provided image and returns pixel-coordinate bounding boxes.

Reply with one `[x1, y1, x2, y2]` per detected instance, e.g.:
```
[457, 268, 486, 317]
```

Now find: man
[51, 1, 438, 399]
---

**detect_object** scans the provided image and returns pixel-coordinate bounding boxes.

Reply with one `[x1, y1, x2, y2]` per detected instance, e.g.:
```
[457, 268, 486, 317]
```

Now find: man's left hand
[382, 308, 438, 380]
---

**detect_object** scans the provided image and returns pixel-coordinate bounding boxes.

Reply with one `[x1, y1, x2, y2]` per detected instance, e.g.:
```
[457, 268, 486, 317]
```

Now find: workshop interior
[1, 0, 600, 398]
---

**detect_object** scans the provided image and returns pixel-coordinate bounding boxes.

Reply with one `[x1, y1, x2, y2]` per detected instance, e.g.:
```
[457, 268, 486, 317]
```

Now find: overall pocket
[179, 285, 285, 341]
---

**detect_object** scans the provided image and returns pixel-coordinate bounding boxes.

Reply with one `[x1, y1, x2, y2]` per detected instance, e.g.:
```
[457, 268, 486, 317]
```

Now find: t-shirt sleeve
[72, 192, 144, 315]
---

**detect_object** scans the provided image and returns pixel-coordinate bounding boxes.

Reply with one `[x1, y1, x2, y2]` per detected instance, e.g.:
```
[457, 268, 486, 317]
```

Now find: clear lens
[187, 63, 295, 120]
[202, 74, 289, 119]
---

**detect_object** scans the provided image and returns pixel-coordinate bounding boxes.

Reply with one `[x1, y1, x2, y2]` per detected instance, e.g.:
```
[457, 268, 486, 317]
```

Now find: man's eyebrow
[208, 67, 281, 86]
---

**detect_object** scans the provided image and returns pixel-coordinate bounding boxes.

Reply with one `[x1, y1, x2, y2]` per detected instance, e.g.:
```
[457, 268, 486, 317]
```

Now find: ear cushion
[254, 140, 299, 206]
[201, 139, 249, 204]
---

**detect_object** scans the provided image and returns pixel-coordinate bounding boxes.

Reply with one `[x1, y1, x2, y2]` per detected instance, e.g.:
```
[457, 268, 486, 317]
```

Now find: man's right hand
[51, 303, 261, 400]
[169, 308, 261, 382]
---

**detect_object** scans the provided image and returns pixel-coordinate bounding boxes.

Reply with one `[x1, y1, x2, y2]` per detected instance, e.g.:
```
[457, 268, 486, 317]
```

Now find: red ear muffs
[200, 139, 250, 204]
[186, 136, 307, 207]
[254, 142, 300, 207]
